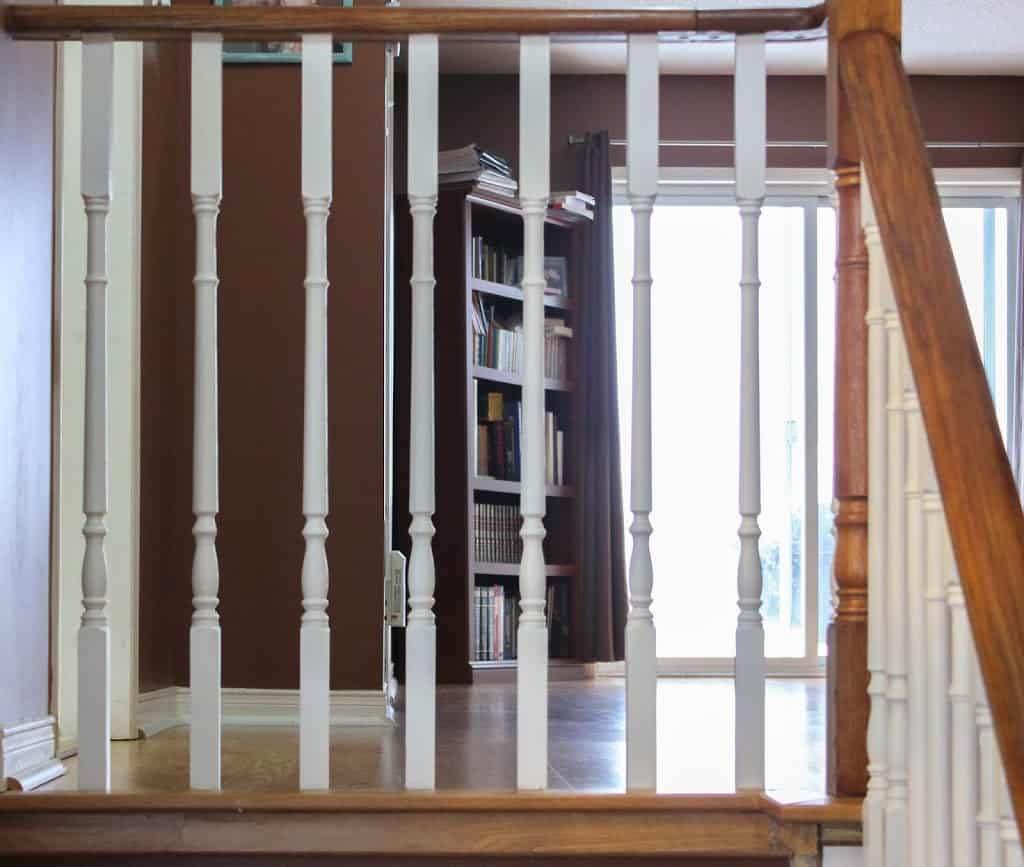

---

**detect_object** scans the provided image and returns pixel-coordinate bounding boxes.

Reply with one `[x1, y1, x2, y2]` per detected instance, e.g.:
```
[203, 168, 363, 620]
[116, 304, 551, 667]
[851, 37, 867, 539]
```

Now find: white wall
[52, 14, 143, 750]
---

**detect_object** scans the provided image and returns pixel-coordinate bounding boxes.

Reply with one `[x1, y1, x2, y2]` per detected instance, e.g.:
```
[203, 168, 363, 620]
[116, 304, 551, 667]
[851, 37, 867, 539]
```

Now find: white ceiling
[399, 0, 1024, 75]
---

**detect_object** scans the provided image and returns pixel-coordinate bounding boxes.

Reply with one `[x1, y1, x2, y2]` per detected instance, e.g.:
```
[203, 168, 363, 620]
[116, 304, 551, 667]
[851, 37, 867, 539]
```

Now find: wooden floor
[2, 680, 855, 863]
[39, 678, 825, 796]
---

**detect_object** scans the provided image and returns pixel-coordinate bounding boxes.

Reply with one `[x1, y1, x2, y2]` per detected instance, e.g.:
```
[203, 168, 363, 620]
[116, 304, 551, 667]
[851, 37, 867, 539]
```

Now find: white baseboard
[595, 657, 826, 678]
[0, 716, 67, 792]
[138, 687, 395, 737]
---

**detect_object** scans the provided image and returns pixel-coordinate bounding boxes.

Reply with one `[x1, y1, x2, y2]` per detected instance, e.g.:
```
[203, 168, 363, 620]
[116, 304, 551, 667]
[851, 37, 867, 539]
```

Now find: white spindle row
[863, 171, 1015, 867]
[624, 32, 658, 792]
[733, 32, 767, 793]
[404, 32, 439, 792]
[71, 25, 778, 800]
[189, 33, 224, 793]
[79, 33, 115, 793]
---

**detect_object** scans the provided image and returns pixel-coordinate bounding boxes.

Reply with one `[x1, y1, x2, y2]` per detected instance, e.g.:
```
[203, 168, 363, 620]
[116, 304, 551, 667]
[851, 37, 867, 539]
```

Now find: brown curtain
[575, 131, 628, 662]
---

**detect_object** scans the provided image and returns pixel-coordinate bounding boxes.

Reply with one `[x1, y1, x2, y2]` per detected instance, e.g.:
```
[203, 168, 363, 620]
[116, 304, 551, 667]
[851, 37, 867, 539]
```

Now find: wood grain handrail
[3, 4, 826, 42]
[839, 29, 1024, 831]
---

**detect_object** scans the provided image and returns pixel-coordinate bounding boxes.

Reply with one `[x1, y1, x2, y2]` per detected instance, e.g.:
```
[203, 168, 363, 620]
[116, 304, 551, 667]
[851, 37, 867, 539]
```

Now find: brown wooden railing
[5, 3, 825, 41]
[839, 22, 1024, 830]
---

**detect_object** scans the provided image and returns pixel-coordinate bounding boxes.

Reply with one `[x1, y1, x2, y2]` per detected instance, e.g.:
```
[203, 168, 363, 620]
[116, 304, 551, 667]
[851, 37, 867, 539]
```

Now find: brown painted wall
[397, 74, 1024, 191]
[0, 2, 55, 726]
[139, 2, 387, 692]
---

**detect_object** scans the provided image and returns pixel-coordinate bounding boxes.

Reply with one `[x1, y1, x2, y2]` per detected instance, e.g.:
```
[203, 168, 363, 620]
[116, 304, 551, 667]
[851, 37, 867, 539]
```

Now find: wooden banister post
[825, 0, 888, 801]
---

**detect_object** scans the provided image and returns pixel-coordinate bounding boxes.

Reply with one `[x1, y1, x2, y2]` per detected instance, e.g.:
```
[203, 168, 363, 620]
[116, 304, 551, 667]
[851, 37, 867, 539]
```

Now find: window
[613, 169, 1019, 669]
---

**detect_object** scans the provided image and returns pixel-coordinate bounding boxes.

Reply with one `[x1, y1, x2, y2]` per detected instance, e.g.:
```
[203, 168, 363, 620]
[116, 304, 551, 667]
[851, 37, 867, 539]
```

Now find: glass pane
[615, 203, 808, 659]
[759, 207, 806, 658]
[615, 204, 740, 657]
[816, 207, 837, 657]
[942, 207, 1010, 435]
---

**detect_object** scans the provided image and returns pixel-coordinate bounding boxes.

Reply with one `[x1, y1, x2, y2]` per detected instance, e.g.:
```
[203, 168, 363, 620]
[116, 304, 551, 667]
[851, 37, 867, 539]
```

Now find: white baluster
[733, 33, 766, 792]
[975, 652, 1004, 867]
[948, 535, 979, 867]
[189, 33, 224, 792]
[862, 172, 888, 867]
[882, 239, 909, 865]
[78, 34, 115, 793]
[404, 33, 439, 792]
[517, 34, 551, 792]
[922, 441, 951, 866]
[625, 32, 658, 793]
[299, 33, 332, 791]
[1001, 766, 1023, 867]
[904, 386, 928, 867]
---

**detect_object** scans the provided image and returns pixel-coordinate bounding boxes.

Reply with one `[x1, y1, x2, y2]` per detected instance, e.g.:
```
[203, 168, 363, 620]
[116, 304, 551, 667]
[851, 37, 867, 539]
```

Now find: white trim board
[595, 658, 826, 678]
[137, 688, 395, 738]
[0, 717, 67, 792]
[612, 166, 1023, 201]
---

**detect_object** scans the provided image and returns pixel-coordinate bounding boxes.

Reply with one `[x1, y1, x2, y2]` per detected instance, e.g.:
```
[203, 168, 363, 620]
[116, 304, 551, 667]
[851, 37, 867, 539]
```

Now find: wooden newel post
[827, 162, 870, 798]
[825, 0, 882, 798]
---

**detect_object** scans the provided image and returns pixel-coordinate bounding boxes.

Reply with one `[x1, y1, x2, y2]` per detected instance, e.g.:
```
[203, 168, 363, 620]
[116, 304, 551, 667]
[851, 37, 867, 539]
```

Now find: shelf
[473, 562, 577, 577]
[473, 477, 576, 498]
[464, 189, 590, 229]
[473, 365, 574, 393]
[472, 278, 574, 311]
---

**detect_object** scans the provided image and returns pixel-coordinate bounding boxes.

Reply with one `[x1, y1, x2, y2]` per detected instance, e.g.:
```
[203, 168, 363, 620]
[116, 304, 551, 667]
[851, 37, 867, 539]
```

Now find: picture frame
[215, 0, 354, 65]
[543, 256, 569, 296]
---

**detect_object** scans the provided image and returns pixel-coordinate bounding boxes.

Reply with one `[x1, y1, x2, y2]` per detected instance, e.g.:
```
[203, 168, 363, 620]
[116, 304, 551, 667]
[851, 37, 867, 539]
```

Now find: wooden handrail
[839, 28, 1024, 830]
[4, 4, 826, 42]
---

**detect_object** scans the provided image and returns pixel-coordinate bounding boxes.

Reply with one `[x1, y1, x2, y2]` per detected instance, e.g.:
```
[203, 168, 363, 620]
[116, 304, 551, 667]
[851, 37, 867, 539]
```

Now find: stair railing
[6, 1, 857, 800]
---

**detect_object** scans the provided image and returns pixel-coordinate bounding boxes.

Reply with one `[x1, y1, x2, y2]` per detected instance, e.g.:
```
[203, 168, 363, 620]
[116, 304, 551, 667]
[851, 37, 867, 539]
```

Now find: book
[440, 144, 512, 178]
[472, 583, 519, 662]
[442, 168, 519, 195]
[545, 411, 556, 487]
[551, 190, 595, 206]
[550, 191, 595, 221]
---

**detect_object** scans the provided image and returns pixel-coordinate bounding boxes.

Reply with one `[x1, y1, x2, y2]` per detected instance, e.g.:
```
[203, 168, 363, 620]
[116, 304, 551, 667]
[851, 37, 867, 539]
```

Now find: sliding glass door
[613, 183, 1017, 669]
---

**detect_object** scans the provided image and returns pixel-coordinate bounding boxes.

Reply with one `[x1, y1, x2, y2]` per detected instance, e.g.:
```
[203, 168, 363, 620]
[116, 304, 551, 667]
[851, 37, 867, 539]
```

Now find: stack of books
[544, 317, 573, 381]
[474, 387, 568, 486]
[546, 583, 571, 658]
[471, 237, 523, 286]
[550, 190, 595, 220]
[545, 410, 567, 487]
[471, 294, 523, 374]
[473, 502, 523, 563]
[474, 584, 519, 661]
[440, 144, 518, 198]
[476, 389, 523, 482]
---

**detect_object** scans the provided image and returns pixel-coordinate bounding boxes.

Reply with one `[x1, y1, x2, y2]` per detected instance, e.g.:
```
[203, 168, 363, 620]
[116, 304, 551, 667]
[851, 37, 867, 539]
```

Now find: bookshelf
[394, 185, 591, 684]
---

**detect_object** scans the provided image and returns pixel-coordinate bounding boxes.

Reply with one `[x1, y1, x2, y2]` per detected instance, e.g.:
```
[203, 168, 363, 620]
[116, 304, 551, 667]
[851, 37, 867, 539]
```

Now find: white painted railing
[299, 33, 334, 792]
[516, 34, 552, 792]
[862, 171, 1016, 867]
[78, 33, 115, 793]
[189, 32, 223, 793]
[624, 32, 658, 793]
[70, 22, 777, 799]
[404, 31, 439, 792]
[733, 32, 767, 793]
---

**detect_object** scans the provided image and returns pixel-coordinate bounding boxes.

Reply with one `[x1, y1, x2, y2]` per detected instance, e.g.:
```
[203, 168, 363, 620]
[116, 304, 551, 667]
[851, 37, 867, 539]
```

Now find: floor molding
[0, 716, 67, 792]
[595, 658, 827, 678]
[137, 687, 394, 737]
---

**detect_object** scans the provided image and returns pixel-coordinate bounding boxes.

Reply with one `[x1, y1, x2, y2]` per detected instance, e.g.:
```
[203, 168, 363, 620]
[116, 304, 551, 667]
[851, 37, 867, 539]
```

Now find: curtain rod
[567, 136, 1024, 150]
